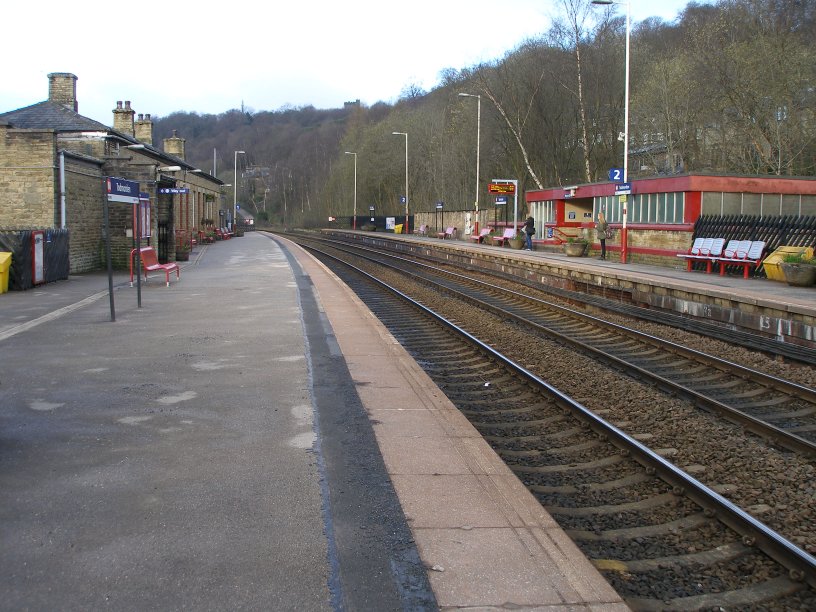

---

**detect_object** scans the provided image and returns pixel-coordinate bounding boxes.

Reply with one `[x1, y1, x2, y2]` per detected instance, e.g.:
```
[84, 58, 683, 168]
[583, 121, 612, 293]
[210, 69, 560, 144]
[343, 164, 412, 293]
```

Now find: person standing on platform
[595, 212, 609, 260]
[523, 216, 535, 251]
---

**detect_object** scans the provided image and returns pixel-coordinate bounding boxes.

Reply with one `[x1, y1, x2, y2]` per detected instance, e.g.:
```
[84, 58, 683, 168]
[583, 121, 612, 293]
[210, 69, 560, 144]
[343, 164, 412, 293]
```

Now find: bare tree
[476, 60, 545, 189]
[550, 0, 596, 183]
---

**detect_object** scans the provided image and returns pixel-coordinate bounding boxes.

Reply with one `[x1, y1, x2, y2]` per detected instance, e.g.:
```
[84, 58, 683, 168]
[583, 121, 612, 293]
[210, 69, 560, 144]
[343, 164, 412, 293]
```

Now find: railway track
[273, 233, 816, 609]
[325, 231, 816, 366]
[294, 233, 816, 458]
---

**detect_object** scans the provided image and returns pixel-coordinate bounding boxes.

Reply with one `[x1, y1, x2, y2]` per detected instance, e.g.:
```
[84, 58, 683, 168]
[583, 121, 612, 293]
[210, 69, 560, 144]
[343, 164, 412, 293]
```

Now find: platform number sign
[608, 168, 624, 182]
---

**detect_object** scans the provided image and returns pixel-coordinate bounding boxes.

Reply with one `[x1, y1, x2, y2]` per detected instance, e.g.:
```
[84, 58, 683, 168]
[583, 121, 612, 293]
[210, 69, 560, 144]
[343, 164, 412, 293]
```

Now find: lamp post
[458, 92, 481, 234]
[233, 150, 245, 231]
[392, 132, 408, 232]
[344, 151, 357, 230]
[592, 0, 630, 263]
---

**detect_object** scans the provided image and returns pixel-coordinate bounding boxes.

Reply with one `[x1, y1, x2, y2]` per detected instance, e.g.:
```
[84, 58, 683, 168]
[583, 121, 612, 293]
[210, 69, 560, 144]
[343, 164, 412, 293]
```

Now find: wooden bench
[491, 228, 516, 247]
[469, 227, 492, 243]
[130, 247, 180, 287]
[716, 240, 766, 278]
[414, 224, 428, 236]
[676, 237, 725, 273]
[437, 227, 457, 239]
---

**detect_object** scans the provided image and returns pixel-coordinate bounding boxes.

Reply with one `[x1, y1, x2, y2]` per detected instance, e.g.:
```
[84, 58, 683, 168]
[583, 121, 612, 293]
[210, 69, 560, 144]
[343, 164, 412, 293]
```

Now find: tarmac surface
[0, 232, 628, 610]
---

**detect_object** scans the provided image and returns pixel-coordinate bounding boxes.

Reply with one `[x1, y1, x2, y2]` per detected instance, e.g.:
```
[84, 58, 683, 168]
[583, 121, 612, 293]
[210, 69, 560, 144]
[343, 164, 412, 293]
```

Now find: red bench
[130, 247, 180, 287]
[491, 228, 516, 247]
[437, 226, 457, 239]
[469, 227, 492, 243]
[676, 237, 725, 273]
[716, 240, 766, 278]
[414, 224, 429, 236]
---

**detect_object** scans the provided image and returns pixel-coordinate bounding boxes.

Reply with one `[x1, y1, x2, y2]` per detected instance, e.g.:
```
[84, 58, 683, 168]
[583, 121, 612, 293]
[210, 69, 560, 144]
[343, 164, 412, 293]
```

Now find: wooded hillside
[154, 0, 815, 228]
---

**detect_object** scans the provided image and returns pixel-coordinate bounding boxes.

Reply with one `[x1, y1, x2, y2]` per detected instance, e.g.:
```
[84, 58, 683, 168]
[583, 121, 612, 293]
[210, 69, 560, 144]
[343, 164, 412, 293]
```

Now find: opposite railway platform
[332, 229, 816, 350]
[0, 232, 627, 611]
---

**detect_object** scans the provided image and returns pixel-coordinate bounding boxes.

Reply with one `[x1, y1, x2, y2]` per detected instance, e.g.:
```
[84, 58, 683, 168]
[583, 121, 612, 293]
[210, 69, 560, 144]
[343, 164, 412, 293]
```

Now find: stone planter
[508, 238, 525, 250]
[781, 263, 816, 287]
[175, 250, 190, 262]
[564, 242, 587, 257]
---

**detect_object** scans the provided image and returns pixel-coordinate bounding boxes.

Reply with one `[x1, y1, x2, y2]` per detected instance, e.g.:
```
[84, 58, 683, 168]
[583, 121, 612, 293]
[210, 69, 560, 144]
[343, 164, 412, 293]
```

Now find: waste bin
[0, 252, 11, 294]
[394, 224, 403, 234]
[762, 246, 814, 281]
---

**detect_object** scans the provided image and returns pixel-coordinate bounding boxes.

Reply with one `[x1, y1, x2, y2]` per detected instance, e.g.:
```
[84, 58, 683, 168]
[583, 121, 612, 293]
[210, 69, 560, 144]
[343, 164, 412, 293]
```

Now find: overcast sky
[3, 0, 703, 126]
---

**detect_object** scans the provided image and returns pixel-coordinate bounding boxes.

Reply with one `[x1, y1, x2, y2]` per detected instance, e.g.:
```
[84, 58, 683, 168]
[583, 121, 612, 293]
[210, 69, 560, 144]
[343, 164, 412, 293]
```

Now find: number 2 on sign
[609, 168, 624, 181]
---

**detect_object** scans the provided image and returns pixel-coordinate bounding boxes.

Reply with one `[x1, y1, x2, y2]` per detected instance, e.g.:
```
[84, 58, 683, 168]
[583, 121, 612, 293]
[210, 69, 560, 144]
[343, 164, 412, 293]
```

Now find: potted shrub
[564, 237, 588, 257]
[508, 234, 525, 249]
[175, 243, 191, 261]
[780, 254, 816, 287]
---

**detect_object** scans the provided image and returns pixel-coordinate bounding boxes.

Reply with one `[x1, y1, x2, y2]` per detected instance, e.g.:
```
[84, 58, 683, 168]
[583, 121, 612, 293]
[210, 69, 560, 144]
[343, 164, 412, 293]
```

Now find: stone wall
[0, 127, 58, 227]
[63, 155, 104, 273]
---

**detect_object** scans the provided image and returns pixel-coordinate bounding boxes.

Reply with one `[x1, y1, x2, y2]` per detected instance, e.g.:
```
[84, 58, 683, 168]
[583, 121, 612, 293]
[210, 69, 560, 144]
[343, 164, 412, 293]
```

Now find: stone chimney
[163, 130, 186, 161]
[113, 101, 135, 136]
[135, 113, 153, 145]
[48, 73, 78, 112]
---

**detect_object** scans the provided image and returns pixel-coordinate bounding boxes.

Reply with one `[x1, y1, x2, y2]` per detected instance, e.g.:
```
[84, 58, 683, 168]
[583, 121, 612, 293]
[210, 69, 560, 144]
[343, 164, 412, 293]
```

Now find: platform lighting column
[592, 0, 630, 263]
[458, 92, 481, 234]
[392, 132, 408, 232]
[344, 151, 358, 230]
[234, 150, 245, 231]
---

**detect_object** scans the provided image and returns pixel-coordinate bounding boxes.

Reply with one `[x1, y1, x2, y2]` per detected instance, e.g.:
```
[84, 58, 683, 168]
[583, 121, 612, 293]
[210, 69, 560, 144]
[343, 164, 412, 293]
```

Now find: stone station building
[0, 73, 225, 274]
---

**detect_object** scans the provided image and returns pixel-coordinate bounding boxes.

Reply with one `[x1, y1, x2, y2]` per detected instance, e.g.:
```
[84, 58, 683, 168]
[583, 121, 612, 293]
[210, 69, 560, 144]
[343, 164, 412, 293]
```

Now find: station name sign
[488, 182, 516, 195]
[106, 177, 140, 204]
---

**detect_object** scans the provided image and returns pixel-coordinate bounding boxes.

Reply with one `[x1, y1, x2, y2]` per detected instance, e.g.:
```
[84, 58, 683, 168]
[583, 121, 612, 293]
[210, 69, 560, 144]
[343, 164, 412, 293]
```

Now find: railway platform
[0, 233, 626, 610]
[329, 230, 816, 350]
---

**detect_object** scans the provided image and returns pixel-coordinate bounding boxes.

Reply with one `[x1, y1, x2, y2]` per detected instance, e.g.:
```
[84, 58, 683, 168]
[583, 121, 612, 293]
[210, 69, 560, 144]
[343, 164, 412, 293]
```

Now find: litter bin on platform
[0, 252, 11, 293]
[762, 246, 814, 281]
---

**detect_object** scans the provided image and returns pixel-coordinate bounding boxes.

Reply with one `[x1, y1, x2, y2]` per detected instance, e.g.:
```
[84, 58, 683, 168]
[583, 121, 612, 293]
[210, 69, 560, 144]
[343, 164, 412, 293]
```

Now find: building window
[597, 192, 684, 224]
[529, 200, 555, 224]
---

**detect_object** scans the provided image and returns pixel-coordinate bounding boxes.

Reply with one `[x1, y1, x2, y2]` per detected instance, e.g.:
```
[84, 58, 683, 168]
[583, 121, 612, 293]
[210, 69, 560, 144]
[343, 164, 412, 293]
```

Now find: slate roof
[0, 101, 112, 132]
[1, 99, 224, 185]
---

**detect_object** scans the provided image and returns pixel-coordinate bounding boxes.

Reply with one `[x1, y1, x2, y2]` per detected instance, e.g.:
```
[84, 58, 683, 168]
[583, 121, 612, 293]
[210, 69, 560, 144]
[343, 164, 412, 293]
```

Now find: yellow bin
[0, 252, 11, 294]
[762, 245, 814, 281]
[394, 224, 403, 234]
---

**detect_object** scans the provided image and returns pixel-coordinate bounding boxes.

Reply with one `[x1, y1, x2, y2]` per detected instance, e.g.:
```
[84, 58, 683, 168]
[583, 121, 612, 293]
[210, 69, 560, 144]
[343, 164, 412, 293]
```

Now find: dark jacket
[523, 217, 535, 235]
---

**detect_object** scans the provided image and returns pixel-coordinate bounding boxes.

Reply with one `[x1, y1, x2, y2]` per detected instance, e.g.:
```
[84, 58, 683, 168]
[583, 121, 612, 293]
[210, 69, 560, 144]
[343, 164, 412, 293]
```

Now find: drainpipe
[59, 151, 67, 229]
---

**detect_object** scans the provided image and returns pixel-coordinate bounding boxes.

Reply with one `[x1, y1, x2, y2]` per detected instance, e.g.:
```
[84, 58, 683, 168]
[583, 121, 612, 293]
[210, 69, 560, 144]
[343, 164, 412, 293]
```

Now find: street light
[458, 92, 481, 234]
[392, 132, 408, 233]
[344, 151, 358, 230]
[592, 0, 630, 263]
[234, 150, 245, 230]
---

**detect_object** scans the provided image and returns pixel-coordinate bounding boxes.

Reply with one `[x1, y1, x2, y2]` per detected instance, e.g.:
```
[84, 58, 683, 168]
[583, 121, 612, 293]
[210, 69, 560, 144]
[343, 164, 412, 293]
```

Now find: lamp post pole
[458, 93, 481, 234]
[344, 151, 357, 230]
[592, 0, 630, 263]
[233, 150, 245, 231]
[392, 132, 408, 232]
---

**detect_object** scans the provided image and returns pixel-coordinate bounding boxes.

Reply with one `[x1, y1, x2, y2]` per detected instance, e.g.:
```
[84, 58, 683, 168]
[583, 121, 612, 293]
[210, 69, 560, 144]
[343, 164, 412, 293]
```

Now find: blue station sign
[608, 167, 624, 182]
[106, 177, 140, 203]
[159, 188, 190, 194]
